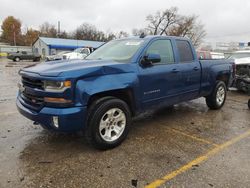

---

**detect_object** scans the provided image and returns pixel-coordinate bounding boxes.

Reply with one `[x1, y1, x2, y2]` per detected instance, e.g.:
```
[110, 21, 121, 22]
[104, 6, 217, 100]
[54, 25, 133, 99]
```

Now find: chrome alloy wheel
[216, 86, 225, 106]
[99, 108, 126, 142]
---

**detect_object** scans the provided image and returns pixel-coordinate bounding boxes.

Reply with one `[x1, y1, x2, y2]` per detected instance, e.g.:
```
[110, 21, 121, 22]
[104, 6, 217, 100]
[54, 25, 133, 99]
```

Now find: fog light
[53, 116, 59, 128]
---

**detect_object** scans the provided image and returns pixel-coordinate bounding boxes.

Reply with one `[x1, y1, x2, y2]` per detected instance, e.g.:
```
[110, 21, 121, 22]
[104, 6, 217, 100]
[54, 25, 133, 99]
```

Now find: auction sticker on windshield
[125, 41, 143, 46]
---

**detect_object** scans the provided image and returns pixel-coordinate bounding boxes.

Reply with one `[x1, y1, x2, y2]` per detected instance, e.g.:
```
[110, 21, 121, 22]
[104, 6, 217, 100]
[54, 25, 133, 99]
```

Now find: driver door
[138, 39, 182, 109]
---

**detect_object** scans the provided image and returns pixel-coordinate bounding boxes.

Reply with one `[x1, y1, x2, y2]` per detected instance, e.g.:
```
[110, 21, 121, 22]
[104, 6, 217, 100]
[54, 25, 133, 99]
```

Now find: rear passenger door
[27, 52, 34, 60]
[21, 51, 28, 59]
[175, 40, 201, 100]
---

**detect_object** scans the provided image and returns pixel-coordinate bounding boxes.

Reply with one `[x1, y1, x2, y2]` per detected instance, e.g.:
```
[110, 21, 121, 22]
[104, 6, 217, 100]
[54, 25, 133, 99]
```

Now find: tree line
[0, 7, 206, 47]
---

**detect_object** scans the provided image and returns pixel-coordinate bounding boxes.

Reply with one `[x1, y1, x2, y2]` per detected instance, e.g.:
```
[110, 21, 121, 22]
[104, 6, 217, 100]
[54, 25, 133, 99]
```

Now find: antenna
[139, 32, 146, 38]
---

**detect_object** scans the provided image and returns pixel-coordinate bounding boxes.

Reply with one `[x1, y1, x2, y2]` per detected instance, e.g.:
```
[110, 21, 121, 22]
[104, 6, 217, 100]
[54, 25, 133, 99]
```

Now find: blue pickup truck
[17, 35, 234, 149]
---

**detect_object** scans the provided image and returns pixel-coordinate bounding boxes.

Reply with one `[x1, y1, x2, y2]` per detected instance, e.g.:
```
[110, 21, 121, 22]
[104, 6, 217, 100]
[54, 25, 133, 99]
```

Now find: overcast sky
[1, 0, 250, 44]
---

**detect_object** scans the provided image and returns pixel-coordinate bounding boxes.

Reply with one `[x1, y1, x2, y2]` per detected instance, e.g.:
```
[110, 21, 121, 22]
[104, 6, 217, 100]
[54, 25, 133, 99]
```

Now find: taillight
[232, 63, 236, 77]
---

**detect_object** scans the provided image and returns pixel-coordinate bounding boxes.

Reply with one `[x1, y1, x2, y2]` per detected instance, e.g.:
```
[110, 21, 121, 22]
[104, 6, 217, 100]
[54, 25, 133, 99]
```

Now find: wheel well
[216, 74, 229, 87]
[87, 89, 136, 116]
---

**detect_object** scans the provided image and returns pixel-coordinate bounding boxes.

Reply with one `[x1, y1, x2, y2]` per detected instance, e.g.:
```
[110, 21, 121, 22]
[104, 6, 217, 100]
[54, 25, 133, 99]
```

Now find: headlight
[44, 80, 71, 92]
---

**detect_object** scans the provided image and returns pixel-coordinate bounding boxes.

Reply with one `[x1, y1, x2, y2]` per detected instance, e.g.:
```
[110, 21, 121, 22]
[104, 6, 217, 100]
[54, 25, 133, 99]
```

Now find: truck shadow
[19, 100, 209, 157]
[18, 99, 233, 187]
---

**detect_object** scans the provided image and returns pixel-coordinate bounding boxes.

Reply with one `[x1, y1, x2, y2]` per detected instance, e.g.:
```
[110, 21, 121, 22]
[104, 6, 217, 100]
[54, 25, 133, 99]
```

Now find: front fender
[75, 73, 139, 106]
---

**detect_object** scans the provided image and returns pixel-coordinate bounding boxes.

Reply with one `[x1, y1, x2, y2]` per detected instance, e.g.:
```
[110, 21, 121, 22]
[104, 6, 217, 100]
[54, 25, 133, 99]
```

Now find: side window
[176, 40, 194, 62]
[51, 49, 56, 55]
[146, 40, 174, 64]
[21, 51, 27, 55]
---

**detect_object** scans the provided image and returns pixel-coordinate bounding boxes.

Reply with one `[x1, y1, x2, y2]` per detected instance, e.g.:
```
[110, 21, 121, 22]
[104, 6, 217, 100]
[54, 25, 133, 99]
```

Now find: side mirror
[141, 53, 161, 66]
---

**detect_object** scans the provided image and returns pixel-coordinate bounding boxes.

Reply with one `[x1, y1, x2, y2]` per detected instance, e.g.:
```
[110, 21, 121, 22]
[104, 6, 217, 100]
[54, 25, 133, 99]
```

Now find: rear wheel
[85, 97, 131, 150]
[33, 57, 41, 62]
[206, 81, 227, 110]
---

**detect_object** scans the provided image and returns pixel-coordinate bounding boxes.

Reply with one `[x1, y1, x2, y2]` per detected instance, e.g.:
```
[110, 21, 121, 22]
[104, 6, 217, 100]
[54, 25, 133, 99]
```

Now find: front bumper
[16, 97, 87, 132]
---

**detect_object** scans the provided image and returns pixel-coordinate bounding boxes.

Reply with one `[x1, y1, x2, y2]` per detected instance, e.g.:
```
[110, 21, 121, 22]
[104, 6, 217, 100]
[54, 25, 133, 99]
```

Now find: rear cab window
[176, 40, 194, 63]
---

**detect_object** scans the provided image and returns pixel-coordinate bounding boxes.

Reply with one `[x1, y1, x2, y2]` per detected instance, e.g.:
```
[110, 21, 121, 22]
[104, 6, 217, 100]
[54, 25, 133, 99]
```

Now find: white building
[33, 37, 104, 57]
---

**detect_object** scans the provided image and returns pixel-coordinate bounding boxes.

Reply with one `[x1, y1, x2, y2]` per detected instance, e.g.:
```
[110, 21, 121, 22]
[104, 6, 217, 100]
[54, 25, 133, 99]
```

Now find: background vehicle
[197, 50, 211, 59]
[228, 50, 250, 92]
[16, 36, 234, 150]
[197, 51, 225, 60]
[7, 51, 41, 62]
[46, 51, 69, 61]
[210, 52, 225, 59]
[63, 47, 94, 60]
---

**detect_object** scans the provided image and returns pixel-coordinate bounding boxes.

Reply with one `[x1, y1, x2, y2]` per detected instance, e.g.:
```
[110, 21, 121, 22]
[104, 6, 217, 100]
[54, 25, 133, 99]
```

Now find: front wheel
[206, 81, 227, 110]
[85, 97, 131, 150]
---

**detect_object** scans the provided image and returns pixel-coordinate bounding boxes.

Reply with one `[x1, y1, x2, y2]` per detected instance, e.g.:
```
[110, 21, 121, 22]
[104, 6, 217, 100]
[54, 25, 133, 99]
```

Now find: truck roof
[120, 35, 190, 41]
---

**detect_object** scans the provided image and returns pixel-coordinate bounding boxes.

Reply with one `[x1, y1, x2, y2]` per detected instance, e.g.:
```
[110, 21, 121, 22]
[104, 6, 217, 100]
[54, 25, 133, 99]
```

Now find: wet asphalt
[0, 58, 249, 188]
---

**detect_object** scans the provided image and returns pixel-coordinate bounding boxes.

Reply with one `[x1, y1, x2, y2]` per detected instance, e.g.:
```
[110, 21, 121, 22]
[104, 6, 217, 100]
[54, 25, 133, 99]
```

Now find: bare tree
[23, 28, 40, 46]
[186, 21, 206, 47]
[116, 31, 129, 39]
[132, 28, 150, 36]
[39, 22, 57, 38]
[73, 23, 129, 41]
[73, 23, 107, 41]
[144, 7, 206, 47]
[146, 7, 178, 35]
[105, 32, 116, 41]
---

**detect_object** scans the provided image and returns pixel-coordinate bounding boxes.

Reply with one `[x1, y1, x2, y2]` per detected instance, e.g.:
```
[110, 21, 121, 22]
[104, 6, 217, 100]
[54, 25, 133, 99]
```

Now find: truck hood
[21, 59, 135, 78]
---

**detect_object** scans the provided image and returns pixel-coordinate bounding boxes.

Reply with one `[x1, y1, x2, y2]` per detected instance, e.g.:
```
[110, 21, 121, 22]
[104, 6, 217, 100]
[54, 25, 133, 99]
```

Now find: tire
[33, 57, 40, 62]
[14, 57, 20, 62]
[248, 99, 250, 109]
[206, 81, 227, 110]
[85, 97, 131, 150]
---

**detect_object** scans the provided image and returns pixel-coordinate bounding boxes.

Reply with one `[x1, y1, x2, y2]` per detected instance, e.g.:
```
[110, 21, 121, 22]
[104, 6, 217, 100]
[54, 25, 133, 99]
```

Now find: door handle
[171, 68, 180, 73]
[193, 67, 199, 71]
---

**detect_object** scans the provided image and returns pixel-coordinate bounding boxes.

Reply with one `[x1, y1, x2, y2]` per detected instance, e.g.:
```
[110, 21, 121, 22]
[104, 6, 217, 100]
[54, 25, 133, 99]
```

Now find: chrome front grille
[22, 76, 43, 90]
[20, 76, 44, 111]
[22, 92, 44, 105]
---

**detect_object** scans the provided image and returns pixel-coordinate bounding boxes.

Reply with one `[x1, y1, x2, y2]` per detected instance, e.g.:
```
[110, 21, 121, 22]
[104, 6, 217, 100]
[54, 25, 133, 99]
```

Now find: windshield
[228, 53, 250, 59]
[86, 39, 145, 62]
[73, 48, 89, 54]
[57, 51, 68, 55]
[74, 48, 82, 53]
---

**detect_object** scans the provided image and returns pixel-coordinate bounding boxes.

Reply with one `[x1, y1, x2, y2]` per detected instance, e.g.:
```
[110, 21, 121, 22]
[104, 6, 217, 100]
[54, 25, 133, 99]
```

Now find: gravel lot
[0, 58, 250, 188]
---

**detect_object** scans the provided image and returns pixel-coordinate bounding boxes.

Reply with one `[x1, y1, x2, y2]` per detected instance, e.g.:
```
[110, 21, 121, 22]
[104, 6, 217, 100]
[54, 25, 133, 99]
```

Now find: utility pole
[57, 21, 60, 38]
[12, 24, 16, 46]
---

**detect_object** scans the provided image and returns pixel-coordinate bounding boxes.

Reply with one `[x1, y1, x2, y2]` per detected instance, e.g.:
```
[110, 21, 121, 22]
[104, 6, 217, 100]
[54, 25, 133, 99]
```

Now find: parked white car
[63, 47, 91, 60]
[46, 51, 70, 61]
